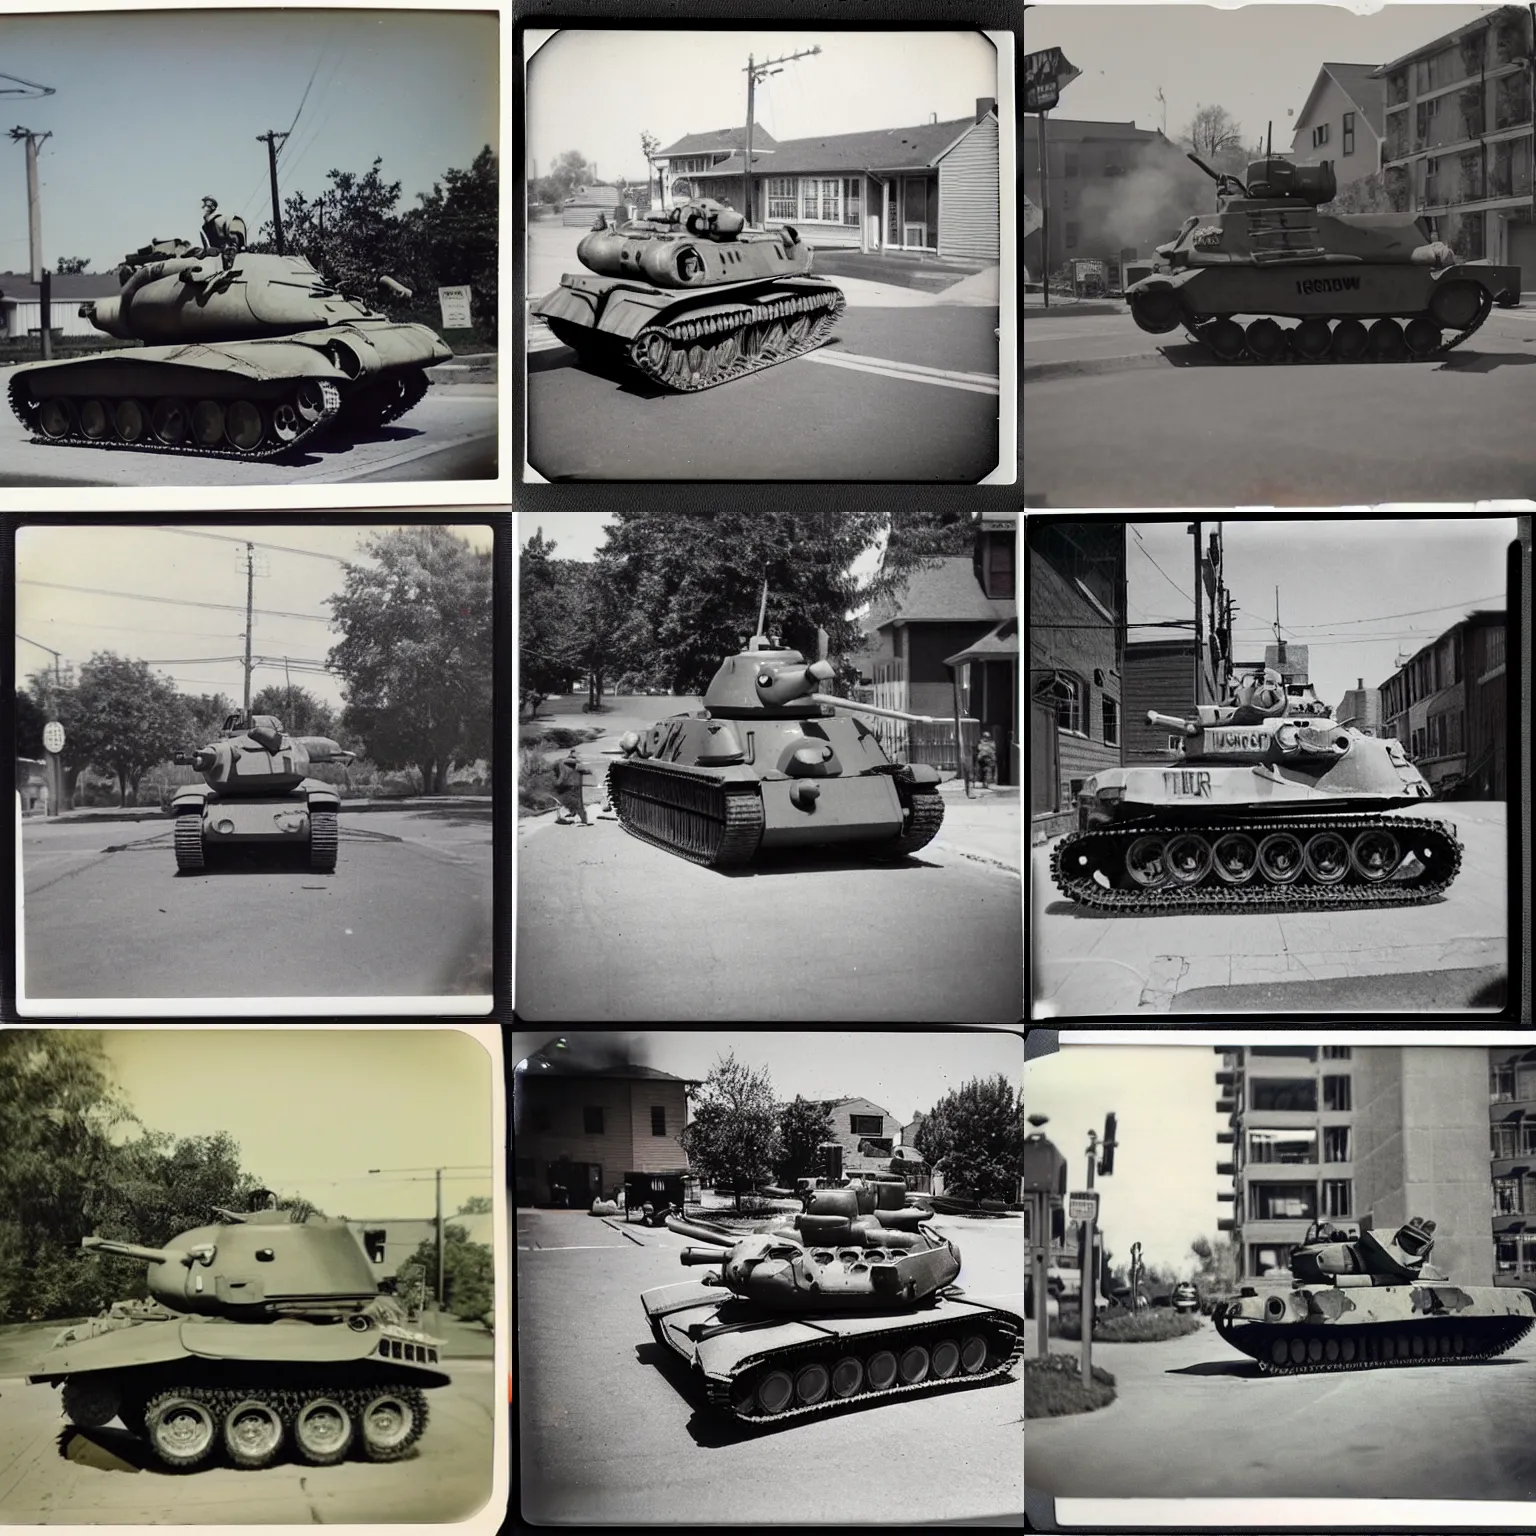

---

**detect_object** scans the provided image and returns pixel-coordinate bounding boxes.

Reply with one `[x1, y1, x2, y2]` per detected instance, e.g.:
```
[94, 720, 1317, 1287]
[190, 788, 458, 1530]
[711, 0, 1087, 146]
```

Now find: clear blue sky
[1126, 517, 1514, 707]
[1, 7, 499, 277]
[1025, 3, 1501, 155]
[526, 29, 998, 188]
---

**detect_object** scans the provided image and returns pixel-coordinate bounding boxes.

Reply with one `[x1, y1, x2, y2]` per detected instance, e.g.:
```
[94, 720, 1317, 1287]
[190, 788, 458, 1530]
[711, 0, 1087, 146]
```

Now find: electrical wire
[148, 527, 357, 564]
[17, 578, 334, 623]
[284, 35, 331, 144]
[1129, 537, 1194, 605]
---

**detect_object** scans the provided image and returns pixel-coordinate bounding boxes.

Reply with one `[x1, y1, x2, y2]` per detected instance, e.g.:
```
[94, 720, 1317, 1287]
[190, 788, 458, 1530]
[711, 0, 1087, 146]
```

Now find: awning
[1496, 1107, 1526, 1121]
[1494, 1217, 1527, 1233]
[944, 618, 1019, 669]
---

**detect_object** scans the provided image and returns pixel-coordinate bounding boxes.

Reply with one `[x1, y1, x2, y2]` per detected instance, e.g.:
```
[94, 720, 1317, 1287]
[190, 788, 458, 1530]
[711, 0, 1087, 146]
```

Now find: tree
[678, 1052, 780, 1210]
[519, 526, 574, 716]
[396, 1222, 492, 1318]
[1183, 104, 1244, 161]
[25, 664, 85, 807]
[912, 1074, 1023, 1203]
[571, 558, 626, 712]
[1189, 1234, 1239, 1297]
[772, 1095, 836, 1186]
[455, 1195, 493, 1216]
[405, 146, 498, 341]
[67, 652, 189, 806]
[54, 255, 91, 275]
[182, 691, 239, 743]
[640, 129, 661, 202]
[15, 685, 47, 758]
[1321, 170, 1393, 216]
[250, 683, 337, 739]
[327, 526, 493, 794]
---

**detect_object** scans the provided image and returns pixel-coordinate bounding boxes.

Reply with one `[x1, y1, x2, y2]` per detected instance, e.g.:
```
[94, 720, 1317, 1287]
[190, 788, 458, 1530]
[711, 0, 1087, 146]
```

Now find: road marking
[806, 350, 1001, 395]
[519, 1244, 625, 1251]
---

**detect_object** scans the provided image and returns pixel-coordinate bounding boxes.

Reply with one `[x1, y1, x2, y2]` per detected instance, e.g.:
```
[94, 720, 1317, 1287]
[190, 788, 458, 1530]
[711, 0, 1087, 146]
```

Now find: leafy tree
[68, 652, 189, 806]
[396, 1222, 492, 1317]
[54, 255, 90, 275]
[678, 1052, 780, 1210]
[405, 146, 498, 341]
[1189, 1234, 1239, 1297]
[25, 664, 86, 807]
[640, 129, 661, 202]
[15, 685, 47, 758]
[250, 683, 337, 739]
[772, 1095, 836, 1185]
[570, 558, 626, 711]
[912, 1074, 1023, 1203]
[519, 526, 581, 714]
[182, 691, 240, 743]
[455, 1195, 493, 1215]
[327, 526, 493, 794]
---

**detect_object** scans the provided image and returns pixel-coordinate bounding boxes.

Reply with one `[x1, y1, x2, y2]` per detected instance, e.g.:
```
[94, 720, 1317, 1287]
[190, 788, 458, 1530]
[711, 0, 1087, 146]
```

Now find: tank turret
[8, 209, 451, 460]
[1125, 145, 1521, 363]
[531, 199, 846, 390]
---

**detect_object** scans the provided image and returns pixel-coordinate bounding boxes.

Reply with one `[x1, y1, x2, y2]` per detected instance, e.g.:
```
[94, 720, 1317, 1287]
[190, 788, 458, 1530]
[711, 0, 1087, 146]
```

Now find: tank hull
[641, 1280, 1022, 1423]
[170, 781, 341, 873]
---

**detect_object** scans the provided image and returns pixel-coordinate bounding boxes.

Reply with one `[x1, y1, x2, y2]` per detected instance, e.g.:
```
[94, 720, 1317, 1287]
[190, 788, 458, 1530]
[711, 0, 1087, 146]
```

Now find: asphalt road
[0, 385, 498, 487]
[1023, 306, 1536, 505]
[0, 1359, 495, 1524]
[516, 1208, 1023, 1524]
[1032, 802, 1507, 1016]
[527, 306, 1001, 481]
[1026, 1317, 1536, 1502]
[516, 797, 1023, 1022]
[20, 806, 494, 1002]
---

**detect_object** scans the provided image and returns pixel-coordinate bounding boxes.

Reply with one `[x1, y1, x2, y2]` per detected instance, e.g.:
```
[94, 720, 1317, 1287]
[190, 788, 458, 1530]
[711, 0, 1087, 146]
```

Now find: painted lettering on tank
[1208, 729, 1272, 752]
[1296, 275, 1362, 296]
[1161, 770, 1212, 797]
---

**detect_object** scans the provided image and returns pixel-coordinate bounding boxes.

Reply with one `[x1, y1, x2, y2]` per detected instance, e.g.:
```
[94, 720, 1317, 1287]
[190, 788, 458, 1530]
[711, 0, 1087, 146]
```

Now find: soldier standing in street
[554, 747, 591, 826]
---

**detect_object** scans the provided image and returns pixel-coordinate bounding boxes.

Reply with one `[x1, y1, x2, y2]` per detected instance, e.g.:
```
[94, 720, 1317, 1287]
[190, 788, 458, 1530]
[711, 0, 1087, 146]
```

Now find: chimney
[976, 97, 996, 121]
[1357, 677, 1363, 689]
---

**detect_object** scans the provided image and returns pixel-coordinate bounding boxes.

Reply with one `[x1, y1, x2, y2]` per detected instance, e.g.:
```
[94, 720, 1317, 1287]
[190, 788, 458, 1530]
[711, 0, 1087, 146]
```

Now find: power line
[1129, 536, 1194, 606]
[18, 578, 334, 623]
[1237, 593, 1506, 631]
[149, 526, 355, 564]
[284, 36, 331, 143]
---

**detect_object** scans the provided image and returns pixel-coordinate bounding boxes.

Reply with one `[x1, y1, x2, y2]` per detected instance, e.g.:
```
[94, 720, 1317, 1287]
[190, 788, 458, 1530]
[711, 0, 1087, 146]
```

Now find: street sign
[1024, 194, 1043, 239]
[1068, 1191, 1098, 1222]
[1025, 46, 1082, 113]
[42, 720, 64, 754]
[436, 285, 473, 329]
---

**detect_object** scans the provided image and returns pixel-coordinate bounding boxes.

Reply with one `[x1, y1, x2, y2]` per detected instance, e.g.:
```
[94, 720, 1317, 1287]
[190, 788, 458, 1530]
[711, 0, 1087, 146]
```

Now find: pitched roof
[696, 114, 987, 176]
[866, 557, 1014, 628]
[1293, 63, 1387, 143]
[0, 271, 119, 302]
[519, 1036, 693, 1082]
[943, 617, 1019, 667]
[657, 125, 780, 157]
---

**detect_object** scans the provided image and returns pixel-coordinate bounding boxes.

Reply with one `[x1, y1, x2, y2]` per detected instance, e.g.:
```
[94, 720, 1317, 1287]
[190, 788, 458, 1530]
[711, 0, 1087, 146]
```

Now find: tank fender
[897, 762, 942, 788]
[172, 784, 212, 813]
[177, 1318, 448, 1380]
[25, 1316, 189, 1382]
[301, 781, 342, 811]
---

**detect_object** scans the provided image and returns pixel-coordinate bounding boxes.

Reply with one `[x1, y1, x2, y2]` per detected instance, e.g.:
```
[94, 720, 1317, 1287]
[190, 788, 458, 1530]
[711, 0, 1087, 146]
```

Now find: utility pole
[8, 126, 55, 359]
[256, 130, 290, 253]
[1192, 519, 1203, 707]
[742, 46, 821, 227]
[243, 543, 255, 713]
[1040, 111, 1052, 307]
[436, 1168, 444, 1316]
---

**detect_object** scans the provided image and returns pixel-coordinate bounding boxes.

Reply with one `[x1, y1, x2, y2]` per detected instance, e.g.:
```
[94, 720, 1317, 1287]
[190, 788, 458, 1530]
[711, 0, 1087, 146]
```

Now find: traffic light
[1098, 1112, 1117, 1176]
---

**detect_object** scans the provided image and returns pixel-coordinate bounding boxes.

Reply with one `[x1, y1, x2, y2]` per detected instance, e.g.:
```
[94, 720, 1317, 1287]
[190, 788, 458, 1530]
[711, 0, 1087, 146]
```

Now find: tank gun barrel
[1147, 710, 1198, 735]
[679, 1248, 728, 1266]
[81, 1235, 190, 1266]
[1186, 152, 1221, 184]
[664, 1214, 739, 1246]
[810, 693, 937, 725]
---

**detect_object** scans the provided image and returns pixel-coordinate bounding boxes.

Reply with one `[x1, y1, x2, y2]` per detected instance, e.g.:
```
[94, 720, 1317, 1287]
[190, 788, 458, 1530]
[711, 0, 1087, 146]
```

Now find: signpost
[1025, 47, 1082, 310]
[436, 285, 473, 330]
[42, 719, 64, 820]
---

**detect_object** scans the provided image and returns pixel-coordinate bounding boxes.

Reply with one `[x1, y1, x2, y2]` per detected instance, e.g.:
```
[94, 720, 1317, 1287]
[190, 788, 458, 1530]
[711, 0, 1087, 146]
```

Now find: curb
[1024, 302, 1125, 320]
[1025, 351, 1169, 384]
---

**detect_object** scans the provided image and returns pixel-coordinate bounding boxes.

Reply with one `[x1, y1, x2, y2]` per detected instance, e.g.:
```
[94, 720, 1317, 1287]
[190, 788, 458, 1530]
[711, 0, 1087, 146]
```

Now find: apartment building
[1214, 1045, 1357, 1281]
[1375, 5, 1536, 271]
[1490, 1047, 1536, 1287]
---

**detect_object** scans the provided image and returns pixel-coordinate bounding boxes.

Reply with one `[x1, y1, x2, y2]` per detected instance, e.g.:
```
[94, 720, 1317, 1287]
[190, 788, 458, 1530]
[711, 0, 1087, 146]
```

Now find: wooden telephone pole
[742, 47, 821, 227]
[256, 130, 290, 253]
[8, 126, 55, 359]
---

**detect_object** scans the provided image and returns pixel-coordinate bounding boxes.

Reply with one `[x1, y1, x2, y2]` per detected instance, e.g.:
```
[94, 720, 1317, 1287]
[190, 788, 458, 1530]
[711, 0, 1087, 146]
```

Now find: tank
[7, 215, 451, 460]
[1125, 152, 1521, 363]
[1051, 664, 1462, 911]
[531, 198, 845, 391]
[606, 584, 944, 866]
[169, 712, 356, 873]
[1213, 1215, 1536, 1375]
[640, 1188, 1023, 1423]
[27, 1198, 450, 1469]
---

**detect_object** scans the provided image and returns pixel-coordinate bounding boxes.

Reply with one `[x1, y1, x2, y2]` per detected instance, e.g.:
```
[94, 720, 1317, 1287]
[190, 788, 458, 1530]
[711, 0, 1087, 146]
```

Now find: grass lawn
[1024, 1351, 1117, 1417]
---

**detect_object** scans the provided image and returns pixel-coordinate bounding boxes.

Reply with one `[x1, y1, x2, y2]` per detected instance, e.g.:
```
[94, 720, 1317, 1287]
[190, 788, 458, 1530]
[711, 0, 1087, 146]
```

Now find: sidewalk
[934, 779, 1020, 874]
[1025, 292, 1124, 318]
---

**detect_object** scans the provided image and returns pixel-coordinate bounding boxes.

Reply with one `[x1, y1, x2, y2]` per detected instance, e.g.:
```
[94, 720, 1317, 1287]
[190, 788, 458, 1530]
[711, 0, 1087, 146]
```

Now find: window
[801, 180, 820, 221]
[362, 1229, 387, 1264]
[1246, 1128, 1316, 1164]
[850, 1113, 884, 1135]
[1492, 1123, 1518, 1158]
[1494, 1176, 1524, 1215]
[843, 177, 861, 227]
[1322, 1180, 1352, 1218]
[1167, 735, 1183, 752]
[1252, 1183, 1317, 1220]
[1065, 222, 1080, 249]
[583, 1105, 604, 1135]
[1322, 1046, 1352, 1060]
[1323, 1075, 1352, 1112]
[1061, 188, 1072, 212]
[1312, 122, 1331, 148]
[1496, 1237, 1519, 1273]
[1323, 1126, 1351, 1163]
[1250, 1243, 1292, 1275]
[1250, 1079, 1317, 1113]
[1064, 152, 1079, 176]
[1034, 673, 1086, 736]
[1102, 697, 1119, 747]
[1491, 1063, 1517, 1102]
[1485, 627, 1505, 672]
[767, 176, 797, 221]
[1343, 111, 1355, 157]
[651, 1105, 666, 1137]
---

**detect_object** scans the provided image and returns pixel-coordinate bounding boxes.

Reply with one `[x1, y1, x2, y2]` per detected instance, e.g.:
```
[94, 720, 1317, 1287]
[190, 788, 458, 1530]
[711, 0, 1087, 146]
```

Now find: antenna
[1266, 119, 1272, 160]
[756, 576, 769, 640]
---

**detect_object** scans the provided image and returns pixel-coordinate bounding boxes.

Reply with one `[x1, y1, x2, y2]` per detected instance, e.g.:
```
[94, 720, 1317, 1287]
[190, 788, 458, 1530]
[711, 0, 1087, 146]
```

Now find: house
[559, 183, 625, 226]
[0, 271, 122, 341]
[652, 125, 780, 207]
[655, 99, 998, 258]
[823, 1097, 903, 1174]
[1122, 639, 1200, 762]
[1290, 63, 1387, 189]
[1374, 5, 1536, 269]
[859, 512, 1017, 783]
[513, 1035, 698, 1207]
[1334, 676, 1384, 736]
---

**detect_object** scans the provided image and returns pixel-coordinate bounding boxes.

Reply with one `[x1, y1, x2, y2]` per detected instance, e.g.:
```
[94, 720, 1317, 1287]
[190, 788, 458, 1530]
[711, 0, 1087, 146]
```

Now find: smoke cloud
[1076, 156, 1215, 256]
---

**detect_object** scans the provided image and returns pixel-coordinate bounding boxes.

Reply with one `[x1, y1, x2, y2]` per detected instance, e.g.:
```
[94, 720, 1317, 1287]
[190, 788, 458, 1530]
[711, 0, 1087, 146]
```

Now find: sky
[16, 521, 494, 714]
[525, 29, 999, 189]
[1124, 516, 1515, 707]
[1024, 3, 1503, 159]
[92, 1026, 497, 1220]
[0, 6, 499, 277]
[1025, 1039, 1225, 1275]
[512, 1029, 1024, 1135]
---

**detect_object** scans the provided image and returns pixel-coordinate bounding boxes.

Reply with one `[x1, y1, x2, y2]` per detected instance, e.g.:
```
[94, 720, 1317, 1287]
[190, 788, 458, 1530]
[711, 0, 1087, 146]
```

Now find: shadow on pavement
[58, 1424, 157, 1472]
[1435, 352, 1536, 373]
[1165, 1359, 1263, 1378]
[717, 848, 943, 878]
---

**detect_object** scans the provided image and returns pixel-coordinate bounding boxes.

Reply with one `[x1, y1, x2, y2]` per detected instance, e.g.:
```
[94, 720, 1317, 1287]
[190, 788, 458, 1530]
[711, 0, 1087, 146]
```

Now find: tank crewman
[975, 728, 998, 790]
[199, 198, 249, 261]
[553, 747, 592, 826]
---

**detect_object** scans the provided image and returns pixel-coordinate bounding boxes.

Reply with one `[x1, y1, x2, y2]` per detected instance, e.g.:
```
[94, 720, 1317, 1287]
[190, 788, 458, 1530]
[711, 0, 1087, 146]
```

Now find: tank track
[8, 375, 342, 461]
[344, 370, 430, 428]
[1178, 287, 1493, 364]
[608, 761, 765, 867]
[625, 285, 846, 392]
[135, 1381, 429, 1468]
[1214, 1314, 1534, 1376]
[671, 1305, 1023, 1426]
[1051, 814, 1461, 912]
[867, 787, 945, 859]
[173, 813, 205, 872]
[309, 810, 339, 872]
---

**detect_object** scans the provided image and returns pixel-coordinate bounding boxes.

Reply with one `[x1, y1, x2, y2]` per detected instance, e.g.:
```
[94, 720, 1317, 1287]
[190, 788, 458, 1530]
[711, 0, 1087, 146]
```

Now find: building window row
[1495, 1235, 1536, 1275]
[1246, 1179, 1353, 1221]
[1494, 1175, 1526, 1216]
[1491, 1122, 1536, 1159]
[529, 1104, 670, 1135]
[1491, 1061, 1536, 1102]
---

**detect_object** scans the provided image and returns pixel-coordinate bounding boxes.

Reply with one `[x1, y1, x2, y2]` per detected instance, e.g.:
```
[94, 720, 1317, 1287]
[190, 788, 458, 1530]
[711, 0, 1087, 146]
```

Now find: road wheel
[114, 399, 148, 442]
[1291, 318, 1332, 360]
[793, 1362, 830, 1405]
[1365, 318, 1407, 361]
[1124, 834, 1169, 888]
[295, 380, 328, 422]
[829, 1356, 864, 1397]
[292, 1396, 354, 1466]
[223, 1397, 285, 1469]
[1405, 317, 1442, 357]
[1244, 317, 1286, 362]
[1164, 832, 1213, 886]
[1211, 831, 1259, 885]
[898, 1344, 931, 1384]
[79, 398, 111, 439]
[358, 1390, 423, 1461]
[1257, 831, 1304, 884]
[1303, 831, 1351, 883]
[1205, 318, 1246, 361]
[151, 397, 190, 445]
[146, 1392, 217, 1469]
[958, 1334, 989, 1375]
[224, 399, 265, 453]
[866, 1349, 899, 1390]
[929, 1339, 961, 1378]
[1340, 1336, 1357, 1363]
[754, 1369, 795, 1415]
[1324, 1337, 1340, 1362]
[271, 399, 304, 445]
[192, 399, 225, 446]
[1270, 1338, 1288, 1365]
[1330, 318, 1369, 360]
[37, 396, 75, 439]
[1350, 829, 1400, 881]
[62, 1376, 121, 1428]
[1429, 278, 1481, 330]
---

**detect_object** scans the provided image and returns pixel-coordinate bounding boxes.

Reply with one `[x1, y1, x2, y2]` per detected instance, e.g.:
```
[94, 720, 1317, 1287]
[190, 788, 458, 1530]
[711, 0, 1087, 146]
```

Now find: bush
[1025, 1351, 1117, 1418]
[519, 744, 561, 815]
[1049, 1304, 1203, 1343]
